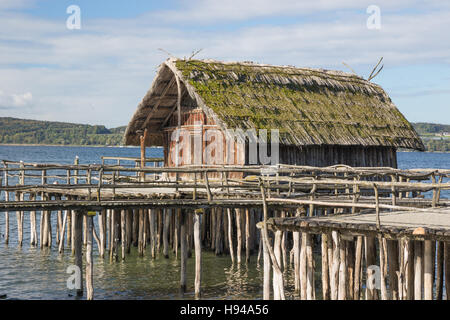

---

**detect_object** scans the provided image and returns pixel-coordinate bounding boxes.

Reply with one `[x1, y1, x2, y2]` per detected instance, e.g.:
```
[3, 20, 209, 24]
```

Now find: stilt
[236, 208, 242, 264]
[321, 233, 330, 300]
[306, 233, 315, 300]
[150, 209, 157, 258]
[365, 236, 377, 299]
[300, 232, 307, 300]
[444, 242, 450, 300]
[227, 208, 235, 263]
[4, 190, 9, 245]
[98, 210, 105, 258]
[293, 227, 300, 294]
[74, 210, 83, 296]
[436, 241, 444, 300]
[379, 236, 388, 300]
[121, 209, 126, 261]
[138, 209, 144, 257]
[180, 210, 187, 293]
[86, 212, 94, 300]
[414, 241, 423, 300]
[245, 208, 251, 263]
[387, 240, 399, 299]
[194, 210, 202, 298]
[273, 230, 282, 300]
[406, 239, 414, 300]
[262, 225, 271, 300]
[354, 236, 363, 300]
[126, 209, 132, 254]
[163, 209, 171, 258]
[30, 193, 37, 246]
[330, 231, 340, 300]
[424, 240, 433, 300]
[338, 239, 347, 300]
[58, 210, 67, 254]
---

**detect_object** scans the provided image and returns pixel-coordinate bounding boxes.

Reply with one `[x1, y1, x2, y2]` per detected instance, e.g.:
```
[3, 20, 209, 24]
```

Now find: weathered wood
[354, 236, 363, 300]
[424, 240, 433, 300]
[149, 209, 157, 258]
[273, 230, 283, 300]
[262, 225, 271, 300]
[86, 213, 94, 300]
[414, 240, 423, 300]
[74, 210, 83, 296]
[245, 208, 251, 263]
[379, 236, 388, 300]
[330, 231, 340, 300]
[387, 239, 399, 300]
[138, 209, 144, 257]
[227, 208, 235, 263]
[306, 233, 315, 300]
[321, 233, 330, 300]
[365, 236, 378, 300]
[98, 209, 105, 258]
[180, 210, 187, 293]
[121, 209, 126, 260]
[163, 209, 171, 258]
[435, 241, 444, 300]
[236, 208, 242, 264]
[338, 239, 347, 300]
[126, 209, 132, 254]
[300, 232, 307, 300]
[30, 194, 37, 246]
[58, 210, 67, 254]
[406, 239, 414, 300]
[194, 210, 202, 298]
[445, 242, 450, 300]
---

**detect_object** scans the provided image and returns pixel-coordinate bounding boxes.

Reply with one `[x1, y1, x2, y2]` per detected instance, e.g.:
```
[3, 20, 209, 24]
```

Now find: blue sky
[0, 0, 449, 127]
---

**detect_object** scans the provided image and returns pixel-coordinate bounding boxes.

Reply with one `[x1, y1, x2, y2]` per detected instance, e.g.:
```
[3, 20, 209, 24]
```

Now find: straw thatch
[125, 58, 424, 151]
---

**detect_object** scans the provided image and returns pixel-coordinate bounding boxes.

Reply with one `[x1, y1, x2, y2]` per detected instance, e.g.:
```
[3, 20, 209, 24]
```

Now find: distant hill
[0, 117, 125, 146]
[411, 122, 450, 152]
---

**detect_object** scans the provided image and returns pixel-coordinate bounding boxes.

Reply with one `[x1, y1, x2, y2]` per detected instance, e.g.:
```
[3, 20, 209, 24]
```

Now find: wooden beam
[142, 77, 176, 129]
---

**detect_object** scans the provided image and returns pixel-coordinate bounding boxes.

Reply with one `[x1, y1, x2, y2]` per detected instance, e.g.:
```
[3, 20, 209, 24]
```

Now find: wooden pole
[236, 208, 242, 264]
[330, 231, 340, 300]
[263, 225, 271, 300]
[86, 213, 94, 300]
[138, 209, 144, 257]
[338, 239, 347, 300]
[414, 241, 423, 300]
[387, 240, 399, 300]
[180, 209, 187, 293]
[98, 209, 105, 258]
[150, 209, 157, 258]
[227, 208, 235, 263]
[121, 209, 126, 261]
[163, 209, 171, 258]
[306, 233, 315, 300]
[436, 241, 444, 300]
[444, 242, 450, 300]
[321, 233, 330, 300]
[74, 210, 83, 296]
[378, 236, 388, 300]
[58, 209, 67, 254]
[424, 240, 433, 300]
[126, 209, 132, 254]
[300, 232, 307, 300]
[273, 230, 282, 300]
[194, 210, 202, 298]
[245, 208, 251, 263]
[354, 236, 363, 300]
[406, 239, 414, 300]
[293, 209, 301, 294]
[30, 193, 37, 246]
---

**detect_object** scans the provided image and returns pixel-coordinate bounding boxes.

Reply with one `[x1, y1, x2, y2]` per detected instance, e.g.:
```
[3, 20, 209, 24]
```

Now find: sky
[0, 0, 449, 128]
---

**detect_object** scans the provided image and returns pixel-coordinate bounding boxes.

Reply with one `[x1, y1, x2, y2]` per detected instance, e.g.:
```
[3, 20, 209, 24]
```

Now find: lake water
[0, 146, 448, 300]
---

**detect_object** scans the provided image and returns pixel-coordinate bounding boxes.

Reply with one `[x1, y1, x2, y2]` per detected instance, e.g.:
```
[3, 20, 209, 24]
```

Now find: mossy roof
[126, 58, 424, 150]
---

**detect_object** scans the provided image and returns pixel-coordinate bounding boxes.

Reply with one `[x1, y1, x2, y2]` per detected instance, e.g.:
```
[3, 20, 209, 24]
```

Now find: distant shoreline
[0, 143, 162, 148]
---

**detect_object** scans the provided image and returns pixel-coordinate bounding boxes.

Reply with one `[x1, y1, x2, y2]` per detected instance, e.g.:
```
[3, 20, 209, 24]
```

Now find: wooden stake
[163, 209, 171, 258]
[74, 210, 83, 296]
[321, 233, 330, 300]
[414, 241, 423, 300]
[338, 239, 347, 300]
[444, 242, 450, 300]
[121, 209, 126, 260]
[424, 240, 433, 300]
[354, 236, 363, 300]
[194, 210, 202, 298]
[306, 233, 315, 300]
[262, 225, 271, 300]
[86, 213, 94, 300]
[58, 210, 67, 254]
[236, 208, 242, 264]
[436, 241, 444, 300]
[227, 208, 235, 263]
[180, 210, 187, 293]
[387, 240, 399, 299]
[378, 236, 388, 300]
[330, 231, 340, 300]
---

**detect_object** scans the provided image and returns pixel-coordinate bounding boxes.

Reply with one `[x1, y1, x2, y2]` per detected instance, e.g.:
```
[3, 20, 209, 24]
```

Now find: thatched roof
[125, 58, 424, 151]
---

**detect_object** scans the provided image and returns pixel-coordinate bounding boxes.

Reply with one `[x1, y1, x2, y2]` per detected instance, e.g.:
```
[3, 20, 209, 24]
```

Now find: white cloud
[0, 90, 33, 108]
[0, 1, 449, 126]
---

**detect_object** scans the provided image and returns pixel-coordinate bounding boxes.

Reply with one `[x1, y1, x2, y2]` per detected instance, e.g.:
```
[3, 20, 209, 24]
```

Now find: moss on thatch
[125, 58, 424, 151]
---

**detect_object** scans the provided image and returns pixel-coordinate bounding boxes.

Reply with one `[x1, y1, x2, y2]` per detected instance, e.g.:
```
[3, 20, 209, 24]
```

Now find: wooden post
[86, 213, 94, 300]
[379, 236, 388, 300]
[321, 233, 330, 300]
[424, 240, 433, 300]
[306, 233, 315, 300]
[406, 239, 414, 300]
[180, 210, 187, 293]
[300, 232, 307, 300]
[121, 209, 126, 261]
[227, 208, 235, 263]
[414, 241, 423, 300]
[98, 209, 105, 258]
[236, 208, 242, 264]
[140, 128, 148, 182]
[194, 210, 202, 298]
[58, 210, 67, 254]
[262, 224, 271, 300]
[444, 242, 450, 300]
[30, 193, 37, 246]
[273, 230, 282, 300]
[74, 210, 83, 296]
[365, 236, 377, 300]
[138, 209, 144, 257]
[3, 164, 9, 245]
[245, 208, 251, 263]
[163, 209, 171, 258]
[338, 239, 347, 300]
[354, 236, 363, 300]
[436, 241, 444, 300]
[330, 231, 340, 300]
[387, 240, 399, 299]
[293, 215, 301, 295]
[150, 209, 157, 259]
[126, 209, 132, 254]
